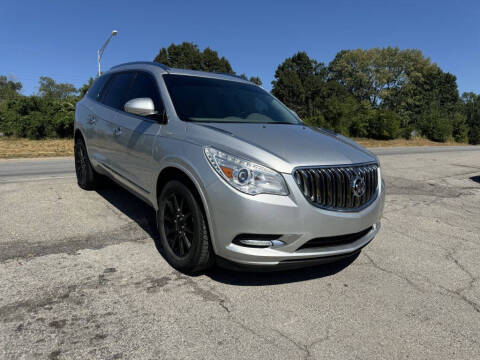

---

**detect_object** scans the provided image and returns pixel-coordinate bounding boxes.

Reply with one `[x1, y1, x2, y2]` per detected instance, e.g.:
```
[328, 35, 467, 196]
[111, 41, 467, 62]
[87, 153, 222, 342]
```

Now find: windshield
[163, 74, 301, 124]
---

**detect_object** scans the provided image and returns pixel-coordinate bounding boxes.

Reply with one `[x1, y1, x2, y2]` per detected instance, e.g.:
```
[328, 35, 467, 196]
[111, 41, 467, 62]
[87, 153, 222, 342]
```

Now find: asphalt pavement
[0, 157, 74, 182]
[0, 146, 479, 359]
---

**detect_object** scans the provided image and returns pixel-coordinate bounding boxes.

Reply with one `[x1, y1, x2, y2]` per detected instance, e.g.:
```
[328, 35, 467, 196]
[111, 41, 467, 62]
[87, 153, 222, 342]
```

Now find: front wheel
[157, 180, 214, 273]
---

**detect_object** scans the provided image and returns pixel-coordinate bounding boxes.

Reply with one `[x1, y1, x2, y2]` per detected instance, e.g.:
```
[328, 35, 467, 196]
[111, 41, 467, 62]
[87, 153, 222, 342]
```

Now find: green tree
[328, 47, 433, 110]
[38, 76, 78, 100]
[271, 51, 328, 118]
[418, 103, 453, 142]
[313, 81, 361, 135]
[0, 95, 76, 139]
[249, 76, 262, 86]
[367, 109, 402, 140]
[327, 47, 467, 141]
[239, 74, 262, 86]
[154, 42, 233, 73]
[329, 49, 378, 105]
[153, 42, 261, 84]
[451, 112, 468, 143]
[78, 78, 94, 98]
[0, 76, 22, 101]
[461, 92, 480, 144]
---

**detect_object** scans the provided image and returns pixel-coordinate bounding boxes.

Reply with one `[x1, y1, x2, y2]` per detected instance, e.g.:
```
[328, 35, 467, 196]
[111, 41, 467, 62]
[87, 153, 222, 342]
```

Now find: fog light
[233, 234, 285, 248]
[239, 239, 272, 247]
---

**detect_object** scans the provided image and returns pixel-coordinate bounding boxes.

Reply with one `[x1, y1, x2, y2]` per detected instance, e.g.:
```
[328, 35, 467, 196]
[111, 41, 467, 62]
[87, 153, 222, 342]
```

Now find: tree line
[272, 48, 479, 144]
[0, 75, 90, 139]
[1, 42, 479, 144]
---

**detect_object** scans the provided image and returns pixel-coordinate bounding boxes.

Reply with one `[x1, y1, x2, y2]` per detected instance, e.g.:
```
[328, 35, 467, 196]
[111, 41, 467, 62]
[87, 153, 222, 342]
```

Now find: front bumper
[204, 171, 386, 268]
[216, 249, 363, 272]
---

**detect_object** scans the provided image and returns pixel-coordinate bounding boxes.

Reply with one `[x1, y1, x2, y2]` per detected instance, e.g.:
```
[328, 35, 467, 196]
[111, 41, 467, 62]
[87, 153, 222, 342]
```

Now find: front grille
[293, 163, 378, 211]
[297, 227, 372, 250]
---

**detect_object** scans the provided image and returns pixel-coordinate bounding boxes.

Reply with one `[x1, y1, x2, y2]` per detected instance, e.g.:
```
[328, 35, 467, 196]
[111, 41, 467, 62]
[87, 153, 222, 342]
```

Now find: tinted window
[87, 75, 110, 101]
[126, 72, 163, 113]
[101, 72, 135, 109]
[163, 74, 300, 124]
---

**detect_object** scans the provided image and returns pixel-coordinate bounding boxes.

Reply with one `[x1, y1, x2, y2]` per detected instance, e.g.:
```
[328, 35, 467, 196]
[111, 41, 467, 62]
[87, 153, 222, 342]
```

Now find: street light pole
[97, 30, 118, 76]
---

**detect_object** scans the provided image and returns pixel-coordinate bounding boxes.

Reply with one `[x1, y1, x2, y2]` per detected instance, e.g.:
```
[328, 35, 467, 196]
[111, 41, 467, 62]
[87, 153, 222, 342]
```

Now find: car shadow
[95, 180, 358, 285]
[96, 180, 160, 242]
[471, 175, 480, 184]
[205, 253, 359, 286]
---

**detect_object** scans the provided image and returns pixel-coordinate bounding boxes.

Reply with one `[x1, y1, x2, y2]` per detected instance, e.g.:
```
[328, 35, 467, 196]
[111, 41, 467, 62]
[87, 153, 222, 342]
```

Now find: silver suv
[75, 61, 385, 273]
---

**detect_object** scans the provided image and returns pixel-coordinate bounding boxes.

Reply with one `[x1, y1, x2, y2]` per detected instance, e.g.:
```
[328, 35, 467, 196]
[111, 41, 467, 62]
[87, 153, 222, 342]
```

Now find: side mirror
[124, 98, 157, 117]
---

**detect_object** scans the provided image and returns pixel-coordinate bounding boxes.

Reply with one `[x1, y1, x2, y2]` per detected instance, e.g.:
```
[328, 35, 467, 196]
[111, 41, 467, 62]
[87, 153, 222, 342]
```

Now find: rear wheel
[74, 137, 100, 190]
[157, 180, 213, 273]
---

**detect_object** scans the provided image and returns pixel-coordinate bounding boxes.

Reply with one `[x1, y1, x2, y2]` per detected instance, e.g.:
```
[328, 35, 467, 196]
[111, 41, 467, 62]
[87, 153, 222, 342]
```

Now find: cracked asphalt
[1, 148, 480, 359]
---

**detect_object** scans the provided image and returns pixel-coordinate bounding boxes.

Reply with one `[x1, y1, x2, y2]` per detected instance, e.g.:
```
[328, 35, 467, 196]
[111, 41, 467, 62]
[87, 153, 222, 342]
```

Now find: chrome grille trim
[293, 162, 379, 211]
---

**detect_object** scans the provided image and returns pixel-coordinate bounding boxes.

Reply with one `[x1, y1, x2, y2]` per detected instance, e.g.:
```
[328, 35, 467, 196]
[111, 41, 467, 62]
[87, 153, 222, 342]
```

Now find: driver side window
[126, 72, 164, 115]
[101, 72, 135, 109]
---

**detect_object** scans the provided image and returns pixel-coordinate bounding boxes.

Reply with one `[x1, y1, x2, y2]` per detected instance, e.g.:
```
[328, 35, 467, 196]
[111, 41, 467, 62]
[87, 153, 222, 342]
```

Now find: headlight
[204, 147, 288, 196]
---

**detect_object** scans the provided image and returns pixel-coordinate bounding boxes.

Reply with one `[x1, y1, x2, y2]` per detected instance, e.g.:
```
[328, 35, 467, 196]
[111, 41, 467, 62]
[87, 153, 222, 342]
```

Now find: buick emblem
[352, 175, 366, 197]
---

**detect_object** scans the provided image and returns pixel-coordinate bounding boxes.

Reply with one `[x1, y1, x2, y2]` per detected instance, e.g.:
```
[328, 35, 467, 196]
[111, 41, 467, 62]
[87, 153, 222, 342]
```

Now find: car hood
[186, 122, 377, 173]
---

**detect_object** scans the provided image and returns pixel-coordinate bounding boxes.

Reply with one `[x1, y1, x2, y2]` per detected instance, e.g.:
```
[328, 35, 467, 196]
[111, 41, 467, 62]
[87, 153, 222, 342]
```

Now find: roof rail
[109, 63, 249, 82]
[110, 61, 170, 71]
[213, 72, 248, 81]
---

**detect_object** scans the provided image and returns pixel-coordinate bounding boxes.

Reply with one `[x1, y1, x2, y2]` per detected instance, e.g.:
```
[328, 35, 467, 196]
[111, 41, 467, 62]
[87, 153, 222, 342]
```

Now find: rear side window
[87, 75, 110, 101]
[101, 72, 135, 110]
[126, 72, 164, 113]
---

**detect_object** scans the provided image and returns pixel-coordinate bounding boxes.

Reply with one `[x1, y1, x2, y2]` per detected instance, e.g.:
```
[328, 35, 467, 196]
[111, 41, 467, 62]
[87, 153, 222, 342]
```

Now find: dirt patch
[0, 138, 73, 158]
[0, 137, 468, 159]
[354, 137, 467, 148]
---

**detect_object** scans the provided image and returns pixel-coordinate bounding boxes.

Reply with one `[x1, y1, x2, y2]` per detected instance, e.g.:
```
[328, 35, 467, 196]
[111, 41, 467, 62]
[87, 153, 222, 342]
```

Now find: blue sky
[1, 0, 479, 95]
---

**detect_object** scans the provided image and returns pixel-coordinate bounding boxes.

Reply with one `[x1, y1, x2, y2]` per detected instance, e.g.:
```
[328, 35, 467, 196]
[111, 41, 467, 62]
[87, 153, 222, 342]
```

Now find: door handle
[113, 127, 122, 136]
[88, 115, 96, 124]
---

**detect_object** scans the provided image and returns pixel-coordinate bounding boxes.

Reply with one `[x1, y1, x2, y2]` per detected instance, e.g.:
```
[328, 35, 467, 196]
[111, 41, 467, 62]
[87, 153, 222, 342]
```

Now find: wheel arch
[74, 128, 93, 160]
[74, 128, 85, 142]
[155, 165, 217, 254]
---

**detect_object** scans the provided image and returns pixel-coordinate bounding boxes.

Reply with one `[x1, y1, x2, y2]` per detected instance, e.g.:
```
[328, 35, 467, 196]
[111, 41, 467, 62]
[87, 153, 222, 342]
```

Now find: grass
[353, 137, 467, 148]
[0, 136, 470, 159]
[0, 138, 73, 159]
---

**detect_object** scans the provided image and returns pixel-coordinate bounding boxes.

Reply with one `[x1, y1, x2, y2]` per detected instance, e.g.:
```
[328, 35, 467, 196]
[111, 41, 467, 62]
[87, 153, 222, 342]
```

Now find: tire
[157, 180, 214, 273]
[74, 137, 100, 190]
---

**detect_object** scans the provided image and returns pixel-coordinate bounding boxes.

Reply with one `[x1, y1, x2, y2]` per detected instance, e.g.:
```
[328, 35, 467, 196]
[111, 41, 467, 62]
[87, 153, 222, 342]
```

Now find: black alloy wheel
[158, 180, 213, 273]
[163, 190, 194, 257]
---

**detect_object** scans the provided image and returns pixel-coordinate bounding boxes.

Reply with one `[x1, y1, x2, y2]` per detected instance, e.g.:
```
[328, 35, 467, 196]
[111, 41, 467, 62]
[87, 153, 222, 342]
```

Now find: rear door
[112, 71, 165, 193]
[97, 71, 136, 176]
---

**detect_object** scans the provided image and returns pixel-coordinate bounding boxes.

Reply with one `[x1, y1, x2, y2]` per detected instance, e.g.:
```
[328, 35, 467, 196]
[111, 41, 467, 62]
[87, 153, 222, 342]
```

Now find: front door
[113, 71, 166, 193]
[96, 71, 136, 177]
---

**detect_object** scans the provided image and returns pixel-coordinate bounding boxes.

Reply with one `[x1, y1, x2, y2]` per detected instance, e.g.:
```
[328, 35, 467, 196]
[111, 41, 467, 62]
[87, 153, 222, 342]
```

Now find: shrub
[367, 109, 401, 140]
[0, 96, 75, 139]
[469, 123, 480, 144]
[419, 112, 453, 142]
[451, 112, 468, 143]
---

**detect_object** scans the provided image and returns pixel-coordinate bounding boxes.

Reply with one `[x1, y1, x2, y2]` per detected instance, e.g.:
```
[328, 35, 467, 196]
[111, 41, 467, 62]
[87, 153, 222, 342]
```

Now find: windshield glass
[163, 74, 301, 124]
